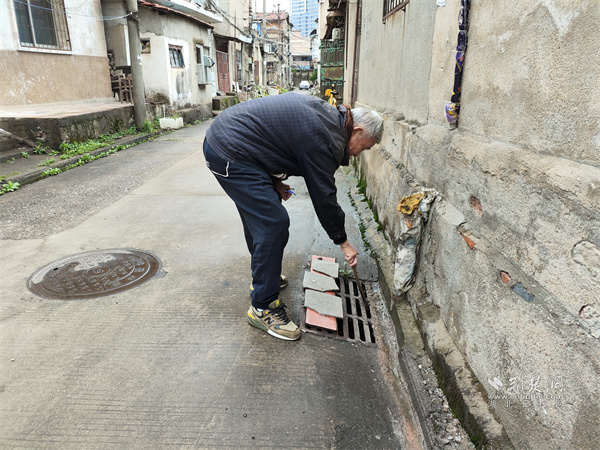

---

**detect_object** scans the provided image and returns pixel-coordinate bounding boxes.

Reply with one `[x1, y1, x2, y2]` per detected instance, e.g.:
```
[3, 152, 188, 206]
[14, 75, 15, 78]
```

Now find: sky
[258, 0, 290, 13]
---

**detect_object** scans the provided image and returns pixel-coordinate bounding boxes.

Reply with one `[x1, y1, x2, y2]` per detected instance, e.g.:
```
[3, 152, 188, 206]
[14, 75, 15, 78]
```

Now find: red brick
[305, 307, 338, 330]
[461, 233, 477, 249]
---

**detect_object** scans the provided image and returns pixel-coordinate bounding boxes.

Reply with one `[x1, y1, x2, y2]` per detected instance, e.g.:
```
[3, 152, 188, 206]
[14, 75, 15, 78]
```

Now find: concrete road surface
[0, 121, 420, 448]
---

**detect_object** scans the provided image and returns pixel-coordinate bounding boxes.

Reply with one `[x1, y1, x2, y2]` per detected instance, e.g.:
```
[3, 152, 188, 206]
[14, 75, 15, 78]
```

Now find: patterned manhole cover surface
[27, 249, 161, 300]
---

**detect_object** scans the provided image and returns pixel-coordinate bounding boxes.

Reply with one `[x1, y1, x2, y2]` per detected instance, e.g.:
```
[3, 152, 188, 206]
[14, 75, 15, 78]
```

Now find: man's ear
[352, 126, 364, 136]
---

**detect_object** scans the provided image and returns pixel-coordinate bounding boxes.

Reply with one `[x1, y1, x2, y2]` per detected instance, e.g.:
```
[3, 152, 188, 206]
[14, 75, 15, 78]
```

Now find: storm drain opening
[27, 249, 162, 300]
[300, 277, 376, 345]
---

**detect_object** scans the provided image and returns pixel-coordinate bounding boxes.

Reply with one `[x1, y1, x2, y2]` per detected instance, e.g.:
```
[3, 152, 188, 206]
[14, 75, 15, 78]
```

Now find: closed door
[215, 51, 230, 92]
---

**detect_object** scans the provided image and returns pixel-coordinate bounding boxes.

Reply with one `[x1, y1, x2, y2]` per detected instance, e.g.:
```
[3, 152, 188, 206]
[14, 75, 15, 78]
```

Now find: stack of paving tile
[303, 256, 343, 331]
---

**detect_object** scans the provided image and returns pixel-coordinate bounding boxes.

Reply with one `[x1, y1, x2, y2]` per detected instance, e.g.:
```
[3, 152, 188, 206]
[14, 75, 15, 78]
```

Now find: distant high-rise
[290, 0, 318, 37]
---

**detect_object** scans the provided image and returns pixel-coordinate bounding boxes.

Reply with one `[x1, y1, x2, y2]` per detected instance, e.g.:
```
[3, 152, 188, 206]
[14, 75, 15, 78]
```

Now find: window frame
[169, 45, 184, 68]
[196, 44, 214, 85]
[13, 0, 71, 51]
[383, 0, 409, 23]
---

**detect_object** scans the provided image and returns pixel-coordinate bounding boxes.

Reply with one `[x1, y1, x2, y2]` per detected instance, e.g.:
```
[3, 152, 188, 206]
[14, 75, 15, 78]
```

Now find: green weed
[0, 181, 21, 194]
[141, 118, 160, 133]
[41, 168, 61, 178]
[21, 152, 29, 159]
[33, 142, 48, 154]
[339, 262, 352, 278]
[37, 158, 56, 167]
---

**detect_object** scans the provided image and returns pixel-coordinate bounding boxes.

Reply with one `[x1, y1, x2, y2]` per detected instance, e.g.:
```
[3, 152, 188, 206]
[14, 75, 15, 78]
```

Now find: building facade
[254, 11, 291, 88]
[0, 0, 113, 105]
[290, 0, 318, 37]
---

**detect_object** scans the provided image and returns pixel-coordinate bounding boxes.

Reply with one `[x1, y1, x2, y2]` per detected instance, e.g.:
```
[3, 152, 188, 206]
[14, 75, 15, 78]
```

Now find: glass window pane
[14, 0, 34, 45]
[31, 0, 58, 47]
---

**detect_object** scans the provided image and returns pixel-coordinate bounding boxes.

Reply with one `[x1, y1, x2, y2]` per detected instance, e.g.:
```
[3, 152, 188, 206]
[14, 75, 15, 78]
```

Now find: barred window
[14, 0, 71, 50]
[169, 46, 184, 68]
[383, 0, 409, 22]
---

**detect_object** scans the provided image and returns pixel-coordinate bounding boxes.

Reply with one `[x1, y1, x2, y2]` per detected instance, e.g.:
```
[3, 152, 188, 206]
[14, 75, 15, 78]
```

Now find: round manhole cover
[27, 249, 161, 300]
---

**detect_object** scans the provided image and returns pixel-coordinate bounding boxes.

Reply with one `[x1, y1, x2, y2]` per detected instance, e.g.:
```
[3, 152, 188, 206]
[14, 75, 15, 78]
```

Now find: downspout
[262, 0, 267, 85]
[350, 0, 362, 107]
[445, 0, 471, 128]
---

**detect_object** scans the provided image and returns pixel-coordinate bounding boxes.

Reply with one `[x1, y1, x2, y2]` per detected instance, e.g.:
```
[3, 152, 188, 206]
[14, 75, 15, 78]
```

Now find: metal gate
[215, 50, 230, 92]
[320, 39, 345, 103]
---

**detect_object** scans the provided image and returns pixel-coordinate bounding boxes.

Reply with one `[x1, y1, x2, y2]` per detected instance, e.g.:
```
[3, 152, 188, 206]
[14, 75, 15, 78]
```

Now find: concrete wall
[101, 3, 213, 114]
[354, 1, 600, 448]
[139, 7, 213, 112]
[0, 0, 112, 105]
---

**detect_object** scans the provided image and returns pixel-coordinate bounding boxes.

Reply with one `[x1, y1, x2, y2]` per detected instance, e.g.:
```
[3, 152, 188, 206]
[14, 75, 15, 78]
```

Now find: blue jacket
[205, 93, 349, 244]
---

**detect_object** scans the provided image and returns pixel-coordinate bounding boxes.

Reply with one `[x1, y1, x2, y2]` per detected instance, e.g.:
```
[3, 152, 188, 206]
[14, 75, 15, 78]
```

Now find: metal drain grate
[300, 277, 376, 345]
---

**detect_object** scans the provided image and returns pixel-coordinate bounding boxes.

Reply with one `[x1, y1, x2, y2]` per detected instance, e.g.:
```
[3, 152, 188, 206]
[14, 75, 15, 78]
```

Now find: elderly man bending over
[203, 93, 383, 341]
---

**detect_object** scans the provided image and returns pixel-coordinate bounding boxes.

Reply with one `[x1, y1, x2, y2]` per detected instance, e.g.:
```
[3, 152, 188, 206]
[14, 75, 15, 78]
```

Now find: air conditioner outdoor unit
[332, 28, 341, 40]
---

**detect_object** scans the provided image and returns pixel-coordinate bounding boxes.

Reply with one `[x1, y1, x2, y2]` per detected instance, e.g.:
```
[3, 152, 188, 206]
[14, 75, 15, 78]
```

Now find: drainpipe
[262, 0, 267, 85]
[350, 0, 361, 107]
[126, 0, 147, 129]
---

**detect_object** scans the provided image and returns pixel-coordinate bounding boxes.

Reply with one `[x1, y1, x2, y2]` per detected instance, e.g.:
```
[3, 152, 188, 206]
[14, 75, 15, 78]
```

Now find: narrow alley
[0, 122, 436, 448]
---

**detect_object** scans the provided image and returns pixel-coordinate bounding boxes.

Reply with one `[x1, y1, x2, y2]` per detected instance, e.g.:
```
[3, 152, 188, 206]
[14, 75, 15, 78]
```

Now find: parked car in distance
[299, 80, 310, 90]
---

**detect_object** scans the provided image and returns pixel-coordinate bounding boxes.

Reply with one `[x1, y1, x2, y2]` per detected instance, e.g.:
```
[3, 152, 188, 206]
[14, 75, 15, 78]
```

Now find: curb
[3, 132, 158, 188]
[343, 169, 510, 449]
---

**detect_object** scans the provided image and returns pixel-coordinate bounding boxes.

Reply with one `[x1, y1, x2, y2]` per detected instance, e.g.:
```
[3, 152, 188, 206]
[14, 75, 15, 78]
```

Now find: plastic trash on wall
[393, 188, 439, 295]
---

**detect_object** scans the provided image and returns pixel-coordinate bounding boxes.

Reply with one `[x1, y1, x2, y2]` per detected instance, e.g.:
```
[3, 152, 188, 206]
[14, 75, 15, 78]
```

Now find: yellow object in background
[398, 192, 424, 215]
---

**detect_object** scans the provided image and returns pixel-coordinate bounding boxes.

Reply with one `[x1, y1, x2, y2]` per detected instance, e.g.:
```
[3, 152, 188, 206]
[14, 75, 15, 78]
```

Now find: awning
[214, 33, 253, 45]
[139, 2, 215, 28]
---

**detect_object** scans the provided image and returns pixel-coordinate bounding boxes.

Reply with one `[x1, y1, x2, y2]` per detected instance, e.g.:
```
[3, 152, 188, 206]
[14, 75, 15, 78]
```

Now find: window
[169, 46, 184, 68]
[236, 50, 242, 82]
[383, 0, 409, 22]
[196, 45, 214, 85]
[13, 0, 71, 50]
[141, 39, 151, 53]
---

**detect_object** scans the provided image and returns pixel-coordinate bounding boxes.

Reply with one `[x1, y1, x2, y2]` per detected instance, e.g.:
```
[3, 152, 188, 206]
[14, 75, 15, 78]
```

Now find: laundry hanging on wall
[445, 0, 471, 128]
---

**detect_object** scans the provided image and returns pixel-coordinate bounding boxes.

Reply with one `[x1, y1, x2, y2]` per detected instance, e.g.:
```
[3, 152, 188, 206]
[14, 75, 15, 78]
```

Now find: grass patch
[41, 168, 61, 178]
[37, 158, 56, 167]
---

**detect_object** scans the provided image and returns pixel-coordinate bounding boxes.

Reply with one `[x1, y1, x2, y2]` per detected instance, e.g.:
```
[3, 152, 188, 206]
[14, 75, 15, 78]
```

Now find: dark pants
[203, 140, 290, 309]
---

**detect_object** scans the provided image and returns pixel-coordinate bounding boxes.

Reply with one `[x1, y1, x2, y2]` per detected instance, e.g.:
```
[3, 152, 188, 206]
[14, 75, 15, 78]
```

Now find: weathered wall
[101, 3, 213, 114]
[0, 0, 112, 105]
[0, 52, 113, 105]
[139, 8, 213, 111]
[101, 1, 130, 67]
[355, 1, 600, 448]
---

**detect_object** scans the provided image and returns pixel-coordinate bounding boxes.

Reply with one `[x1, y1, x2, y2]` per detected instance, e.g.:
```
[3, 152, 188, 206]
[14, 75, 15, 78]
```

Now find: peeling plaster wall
[138, 8, 213, 110]
[0, 0, 112, 105]
[101, 1, 130, 67]
[355, 1, 600, 447]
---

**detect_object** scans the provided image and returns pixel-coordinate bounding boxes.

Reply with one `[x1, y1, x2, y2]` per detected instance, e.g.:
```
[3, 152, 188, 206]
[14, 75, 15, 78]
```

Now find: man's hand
[340, 240, 358, 267]
[274, 181, 293, 201]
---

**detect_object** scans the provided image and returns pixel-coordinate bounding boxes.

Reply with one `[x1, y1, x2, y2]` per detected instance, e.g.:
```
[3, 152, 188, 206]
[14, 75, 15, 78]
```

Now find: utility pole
[277, 4, 282, 87]
[126, 0, 146, 129]
[262, 0, 266, 85]
[248, 2, 253, 86]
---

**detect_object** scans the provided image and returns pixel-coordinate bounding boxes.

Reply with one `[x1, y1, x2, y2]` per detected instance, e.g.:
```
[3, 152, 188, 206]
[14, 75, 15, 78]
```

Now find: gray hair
[351, 107, 384, 143]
